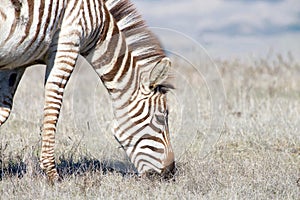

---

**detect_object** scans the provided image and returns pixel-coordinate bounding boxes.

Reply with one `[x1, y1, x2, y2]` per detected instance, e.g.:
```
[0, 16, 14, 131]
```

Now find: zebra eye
[153, 84, 174, 94]
[154, 85, 167, 94]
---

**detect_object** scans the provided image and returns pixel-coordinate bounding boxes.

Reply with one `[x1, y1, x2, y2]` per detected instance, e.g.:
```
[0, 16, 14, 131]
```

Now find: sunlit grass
[0, 54, 299, 199]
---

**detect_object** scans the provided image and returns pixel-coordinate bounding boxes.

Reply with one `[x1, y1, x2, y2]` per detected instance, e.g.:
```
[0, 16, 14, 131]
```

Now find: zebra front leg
[0, 68, 25, 126]
[40, 39, 80, 183]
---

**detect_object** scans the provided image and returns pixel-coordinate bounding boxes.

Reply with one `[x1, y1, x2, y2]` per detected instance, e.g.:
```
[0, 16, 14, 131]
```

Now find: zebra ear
[149, 58, 171, 89]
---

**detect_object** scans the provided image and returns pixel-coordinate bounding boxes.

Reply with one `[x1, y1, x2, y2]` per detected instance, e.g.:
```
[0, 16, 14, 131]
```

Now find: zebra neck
[105, 0, 166, 66]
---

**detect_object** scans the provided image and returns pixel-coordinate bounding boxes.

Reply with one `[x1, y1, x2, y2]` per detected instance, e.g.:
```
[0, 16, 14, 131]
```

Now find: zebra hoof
[47, 171, 62, 185]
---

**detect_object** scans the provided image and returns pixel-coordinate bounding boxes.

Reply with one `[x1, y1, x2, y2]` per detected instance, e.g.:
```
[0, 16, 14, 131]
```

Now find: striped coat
[0, 0, 175, 182]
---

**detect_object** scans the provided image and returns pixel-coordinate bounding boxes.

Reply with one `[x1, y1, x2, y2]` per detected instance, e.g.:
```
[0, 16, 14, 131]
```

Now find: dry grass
[0, 53, 299, 199]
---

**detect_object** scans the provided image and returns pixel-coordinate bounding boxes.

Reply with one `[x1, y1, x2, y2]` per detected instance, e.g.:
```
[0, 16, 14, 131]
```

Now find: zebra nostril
[162, 161, 176, 180]
[141, 161, 176, 180]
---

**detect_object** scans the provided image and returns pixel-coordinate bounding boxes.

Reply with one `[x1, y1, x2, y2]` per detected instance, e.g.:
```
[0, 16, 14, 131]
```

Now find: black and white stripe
[0, 0, 175, 182]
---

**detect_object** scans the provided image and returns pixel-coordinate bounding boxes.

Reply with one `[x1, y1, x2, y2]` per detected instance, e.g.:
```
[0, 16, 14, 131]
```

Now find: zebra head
[112, 57, 176, 178]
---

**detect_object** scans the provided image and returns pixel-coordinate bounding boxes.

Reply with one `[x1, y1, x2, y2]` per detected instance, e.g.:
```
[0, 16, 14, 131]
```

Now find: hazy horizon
[132, 0, 300, 61]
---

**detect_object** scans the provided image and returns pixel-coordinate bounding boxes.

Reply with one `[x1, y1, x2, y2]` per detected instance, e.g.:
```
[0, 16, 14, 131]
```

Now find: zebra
[0, 0, 175, 182]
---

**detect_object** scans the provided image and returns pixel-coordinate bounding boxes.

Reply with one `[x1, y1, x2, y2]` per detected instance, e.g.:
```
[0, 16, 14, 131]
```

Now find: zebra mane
[105, 0, 166, 66]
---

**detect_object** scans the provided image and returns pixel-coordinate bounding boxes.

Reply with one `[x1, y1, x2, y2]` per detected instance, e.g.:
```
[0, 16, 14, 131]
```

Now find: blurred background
[132, 0, 300, 61]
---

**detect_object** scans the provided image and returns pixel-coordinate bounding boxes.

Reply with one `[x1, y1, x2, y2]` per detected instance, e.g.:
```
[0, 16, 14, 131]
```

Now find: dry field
[0, 53, 299, 199]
